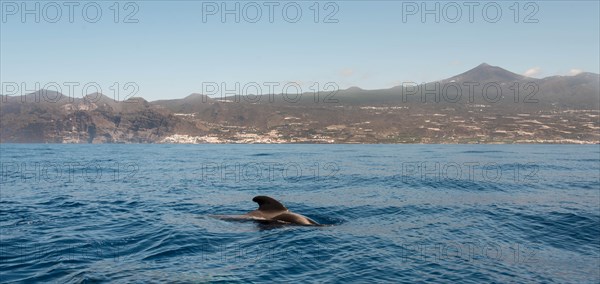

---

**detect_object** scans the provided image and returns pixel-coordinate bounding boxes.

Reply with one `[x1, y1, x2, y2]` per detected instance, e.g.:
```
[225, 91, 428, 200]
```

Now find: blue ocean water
[0, 144, 599, 283]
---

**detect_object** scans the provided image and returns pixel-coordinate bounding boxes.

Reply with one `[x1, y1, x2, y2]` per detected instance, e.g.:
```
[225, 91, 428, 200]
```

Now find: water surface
[1, 144, 599, 283]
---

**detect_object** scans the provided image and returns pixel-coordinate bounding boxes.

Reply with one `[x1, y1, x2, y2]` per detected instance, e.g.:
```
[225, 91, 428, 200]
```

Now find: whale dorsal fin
[252, 196, 287, 211]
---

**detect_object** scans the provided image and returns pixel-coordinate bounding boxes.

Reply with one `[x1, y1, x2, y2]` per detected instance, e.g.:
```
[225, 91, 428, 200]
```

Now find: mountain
[153, 93, 217, 113]
[536, 72, 600, 109]
[1, 64, 598, 144]
[0, 92, 199, 143]
[440, 63, 528, 83]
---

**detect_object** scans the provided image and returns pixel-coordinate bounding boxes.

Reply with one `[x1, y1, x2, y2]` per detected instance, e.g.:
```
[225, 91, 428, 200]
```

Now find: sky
[1, 0, 599, 101]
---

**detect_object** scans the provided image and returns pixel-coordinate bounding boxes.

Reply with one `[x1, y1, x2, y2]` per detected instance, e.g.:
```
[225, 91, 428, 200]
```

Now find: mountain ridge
[2, 64, 597, 102]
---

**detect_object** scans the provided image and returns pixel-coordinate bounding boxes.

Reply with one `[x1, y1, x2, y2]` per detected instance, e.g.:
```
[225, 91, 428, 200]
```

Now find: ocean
[0, 144, 599, 283]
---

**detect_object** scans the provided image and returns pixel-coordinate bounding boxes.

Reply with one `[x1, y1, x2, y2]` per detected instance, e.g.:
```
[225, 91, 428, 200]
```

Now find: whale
[213, 196, 320, 226]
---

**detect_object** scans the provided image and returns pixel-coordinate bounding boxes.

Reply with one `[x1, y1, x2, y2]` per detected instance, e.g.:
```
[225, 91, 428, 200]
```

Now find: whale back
[273, 212, 319, 225]
[244, 196, 320, 226]
[252, 196, 287, 211]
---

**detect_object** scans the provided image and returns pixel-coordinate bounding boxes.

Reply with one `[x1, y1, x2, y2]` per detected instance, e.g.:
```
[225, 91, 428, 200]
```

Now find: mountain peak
[442, 63, 527, 83]
[182, 93, 215, 102]
[184, 93, 205, 99]
[345, 86, 363, 92]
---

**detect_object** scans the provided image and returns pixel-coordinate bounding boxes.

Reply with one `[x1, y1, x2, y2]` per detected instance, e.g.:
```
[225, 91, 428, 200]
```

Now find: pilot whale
[213, 196, 320, 226]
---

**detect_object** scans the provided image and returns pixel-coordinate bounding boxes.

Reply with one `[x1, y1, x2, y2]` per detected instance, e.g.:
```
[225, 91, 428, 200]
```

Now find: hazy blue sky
[1, 1, 599, 101]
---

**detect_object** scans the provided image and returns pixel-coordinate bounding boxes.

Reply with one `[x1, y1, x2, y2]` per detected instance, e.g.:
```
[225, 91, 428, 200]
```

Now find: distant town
[159, 108, 599, 144]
